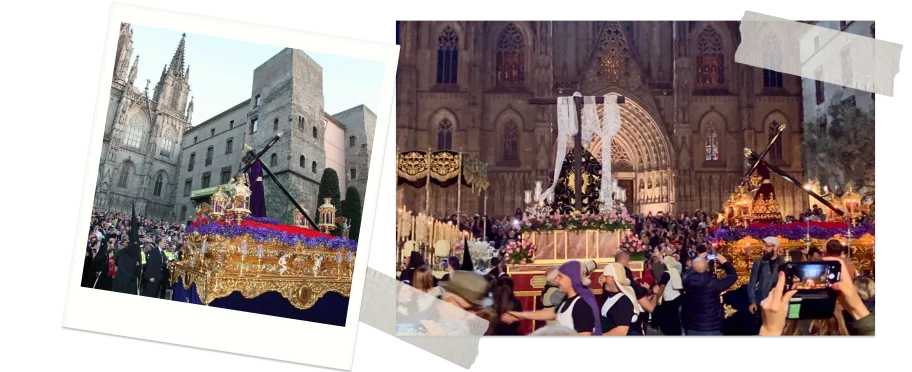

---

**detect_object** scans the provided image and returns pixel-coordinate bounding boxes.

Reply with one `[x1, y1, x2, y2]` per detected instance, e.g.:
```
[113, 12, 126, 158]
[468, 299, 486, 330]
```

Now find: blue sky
[129, 25, 385, 126]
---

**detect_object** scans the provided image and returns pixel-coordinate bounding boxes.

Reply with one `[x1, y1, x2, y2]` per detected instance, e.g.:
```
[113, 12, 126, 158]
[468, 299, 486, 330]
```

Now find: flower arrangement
[186, 216, 358, 251]
[618, 232, 648, 261]
[518, 211, 634, 234]
[711, 221, 875, 242]
[503, 239, 537, 265]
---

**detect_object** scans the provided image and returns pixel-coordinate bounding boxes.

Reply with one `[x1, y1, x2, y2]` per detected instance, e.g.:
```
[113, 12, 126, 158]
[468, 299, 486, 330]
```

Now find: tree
[343, 186, 362, 242]
[317, 168, 342, 236]
[804, 92, 875, 203]
[264, 174, 304, 225]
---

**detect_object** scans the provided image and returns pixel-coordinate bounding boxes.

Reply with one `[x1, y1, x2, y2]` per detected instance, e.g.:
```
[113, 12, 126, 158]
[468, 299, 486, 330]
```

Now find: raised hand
[759, 272, 797, 335]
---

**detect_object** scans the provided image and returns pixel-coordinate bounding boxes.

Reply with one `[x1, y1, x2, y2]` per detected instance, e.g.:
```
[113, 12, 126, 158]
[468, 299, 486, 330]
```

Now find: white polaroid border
[62, 3, 398, 370]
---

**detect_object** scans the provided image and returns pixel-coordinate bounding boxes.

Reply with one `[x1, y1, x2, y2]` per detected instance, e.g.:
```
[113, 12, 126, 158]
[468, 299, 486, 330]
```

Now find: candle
[257, 244, 264, 259]
[547, 193, 555, 204]
[535, 181, 543, 201]
[337, 251, 343, 263]
[201, 240, 207, 254]
[348, 251, 353, 263]
[241, 240, 248, 255]
[524, 190, 532, 205]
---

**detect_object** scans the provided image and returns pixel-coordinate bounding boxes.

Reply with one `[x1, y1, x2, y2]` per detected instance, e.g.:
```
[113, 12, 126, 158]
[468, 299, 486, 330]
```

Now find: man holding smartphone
[748, 237, 784, 316]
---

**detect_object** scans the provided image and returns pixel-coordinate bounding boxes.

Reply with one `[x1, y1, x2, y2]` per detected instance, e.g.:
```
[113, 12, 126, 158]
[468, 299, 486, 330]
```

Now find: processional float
[169, 133, 357, 312]
[714, 124, 874, 293]
[395, 149, 489, 270]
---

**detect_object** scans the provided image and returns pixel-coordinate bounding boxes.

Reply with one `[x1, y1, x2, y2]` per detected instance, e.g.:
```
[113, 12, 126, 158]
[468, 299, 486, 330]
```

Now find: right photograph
[394, 21, 875, 336]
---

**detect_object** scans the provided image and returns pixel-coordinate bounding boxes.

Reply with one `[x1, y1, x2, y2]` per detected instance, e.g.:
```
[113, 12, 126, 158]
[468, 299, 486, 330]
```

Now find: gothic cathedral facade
[95, 23, 192, 221]
[396, 21, 807, 219]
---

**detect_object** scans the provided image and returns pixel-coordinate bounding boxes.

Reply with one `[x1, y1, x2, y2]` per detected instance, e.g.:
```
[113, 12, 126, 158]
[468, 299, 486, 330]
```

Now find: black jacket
[144, 247, 165, 282]
[682, 262, 738, 333]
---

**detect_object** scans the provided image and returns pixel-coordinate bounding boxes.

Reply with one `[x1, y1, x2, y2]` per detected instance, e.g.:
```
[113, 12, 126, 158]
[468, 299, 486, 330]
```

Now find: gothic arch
[697, 109, 727, 164]
[430, 22, 465, 50]
[124, 111, 151, 150]
[762, 110, 790, 162]
[691, 22, 735, 91]
[494, 108, 524, 165]
[429, 108, 459, 150]
[117, 160, 136, 189]
[487, 21, 534, 88]
[153, 170, 169, 198]
[588, 90, 674, 173]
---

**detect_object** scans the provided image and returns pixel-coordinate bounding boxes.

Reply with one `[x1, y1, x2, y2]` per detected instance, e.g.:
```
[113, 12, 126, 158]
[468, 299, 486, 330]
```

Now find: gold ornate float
[170, 232, 355, 310]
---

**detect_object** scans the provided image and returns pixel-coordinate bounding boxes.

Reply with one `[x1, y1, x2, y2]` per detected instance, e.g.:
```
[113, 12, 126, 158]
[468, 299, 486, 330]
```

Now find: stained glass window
[705, 122, 720, 161]
[696, 26, 725, 89]
[124, 115, 146, 149]
[437, 118, 453, 150]
[437, 26, 459, 84]
[503, 120, 519, 161]
[159, 128, 175, 158]
[118, 161, 133, 188]
[495, 23, 524, 86]
[763, 69, 783, 88]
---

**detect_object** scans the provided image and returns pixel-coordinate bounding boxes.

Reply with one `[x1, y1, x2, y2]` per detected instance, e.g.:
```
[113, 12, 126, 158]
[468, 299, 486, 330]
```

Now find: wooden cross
[528, 95, 625, 210]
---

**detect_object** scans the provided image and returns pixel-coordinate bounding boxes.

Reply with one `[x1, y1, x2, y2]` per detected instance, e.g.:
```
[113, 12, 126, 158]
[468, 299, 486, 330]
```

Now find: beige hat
[581, 259, 597, 286]
[763, 236, 780, 247]
[440, 271, 494, 307]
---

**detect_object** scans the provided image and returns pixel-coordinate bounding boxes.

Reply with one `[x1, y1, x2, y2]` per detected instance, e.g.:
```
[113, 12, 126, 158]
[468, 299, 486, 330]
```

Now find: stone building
[800, 21, 875, 199]
[95, 23, 192, 221]
[396, 21, 809, 218]
[172, 48, 373, 222]
[333, 104, 377, 204]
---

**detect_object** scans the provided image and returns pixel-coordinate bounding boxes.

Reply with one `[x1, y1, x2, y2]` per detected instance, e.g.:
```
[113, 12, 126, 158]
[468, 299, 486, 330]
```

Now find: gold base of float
[715, 233, 875, 293]
[169, 232, 355, 310]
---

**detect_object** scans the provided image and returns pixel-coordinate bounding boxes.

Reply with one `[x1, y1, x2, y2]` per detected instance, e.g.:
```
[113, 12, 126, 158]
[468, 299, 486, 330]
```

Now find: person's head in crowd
[490, 257, 501, 271]
[692, 256, 709, 273]
[696, 244, 708, 256]
[492, 282, 516, 317]
[615, 250, 630, 267]
[446, 255, 459, 272]
[782, 315, 849, 336]
[439, 270, 495, 319]
[599, 262, 642, 314]
[854, 276, 875, 302]
[544, 265, 560, 287]
[762, 236, 780, 258]
[788, 248, 805, 262]
[557, 260, 602, 335]
[507, 230, 517, 239]
[825, 239, 845, 258]
[684, 257, 693, 271]
[530, 325, 578, 336]
[650, 254, 666, 279]
[808, 247, 822, 261]
[407, 251, 425, 269]
[496, 276, 514, 290]
[413, 265, 435, 293]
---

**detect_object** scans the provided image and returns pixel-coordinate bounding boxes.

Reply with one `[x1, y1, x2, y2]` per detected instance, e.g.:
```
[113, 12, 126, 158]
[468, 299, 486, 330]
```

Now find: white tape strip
[360, 268, 487, 369]
[736, 11, 902, 96]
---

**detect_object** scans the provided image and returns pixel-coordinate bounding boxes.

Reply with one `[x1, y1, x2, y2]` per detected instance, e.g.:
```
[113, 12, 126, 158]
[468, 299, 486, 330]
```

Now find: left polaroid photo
[63, 3, 398, 369]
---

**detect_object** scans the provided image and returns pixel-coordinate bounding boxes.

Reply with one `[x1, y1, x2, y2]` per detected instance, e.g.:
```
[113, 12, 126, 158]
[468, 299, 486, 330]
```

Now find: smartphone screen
[706, 254, 717, 261]
[782, 261, 841, 291]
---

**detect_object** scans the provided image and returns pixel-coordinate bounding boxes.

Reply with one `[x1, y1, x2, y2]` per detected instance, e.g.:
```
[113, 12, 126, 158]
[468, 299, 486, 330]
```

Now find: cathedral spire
[185, 96, 195, 124]
[169, 33, 187, 76]
[185, 65, 190, 79]
[127, 55, 140, 87]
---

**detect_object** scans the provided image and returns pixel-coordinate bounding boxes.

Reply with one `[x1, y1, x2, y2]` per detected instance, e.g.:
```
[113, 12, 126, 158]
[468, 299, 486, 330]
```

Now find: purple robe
[248, 160, 267, 218]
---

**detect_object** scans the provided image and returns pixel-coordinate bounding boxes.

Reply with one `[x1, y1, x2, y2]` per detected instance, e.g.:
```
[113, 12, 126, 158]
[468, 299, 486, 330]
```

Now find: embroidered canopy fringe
[540, 95, 579, 201]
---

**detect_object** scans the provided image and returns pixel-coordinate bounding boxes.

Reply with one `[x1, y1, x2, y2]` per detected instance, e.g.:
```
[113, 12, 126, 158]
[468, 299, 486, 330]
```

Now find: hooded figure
[557, 260, 602, 335]
[112, 201, 141, 294]
[599, 263, 643, 335]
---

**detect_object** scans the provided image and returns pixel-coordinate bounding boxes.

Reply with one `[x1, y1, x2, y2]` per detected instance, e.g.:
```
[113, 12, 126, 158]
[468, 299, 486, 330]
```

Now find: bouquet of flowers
[619, 232, 647, 261]
[518, 211, 634, 234]
[503, 239, 537, 265]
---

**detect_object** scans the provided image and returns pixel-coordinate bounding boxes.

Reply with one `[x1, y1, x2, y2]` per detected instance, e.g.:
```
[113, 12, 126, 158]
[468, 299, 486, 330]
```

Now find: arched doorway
[585, 92, 675, 214]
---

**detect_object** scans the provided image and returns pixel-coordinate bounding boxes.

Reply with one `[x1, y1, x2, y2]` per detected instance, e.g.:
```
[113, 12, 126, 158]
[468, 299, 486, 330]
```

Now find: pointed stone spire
[186, 96, 194, 123]
[185, 65, 190, 80]
[169, 33, 187, 76]
[127, 55, 140, 86]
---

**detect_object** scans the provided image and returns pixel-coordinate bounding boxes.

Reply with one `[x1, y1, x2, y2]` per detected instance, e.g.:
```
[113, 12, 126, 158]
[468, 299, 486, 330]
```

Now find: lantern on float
[842, 186, 861, 219]
[292, 205, 309, 228]
[229, 174, 252, 224]
[734, 186, 752, 225]
[318, 197, 337, 234]
[210, 185, 228, 222]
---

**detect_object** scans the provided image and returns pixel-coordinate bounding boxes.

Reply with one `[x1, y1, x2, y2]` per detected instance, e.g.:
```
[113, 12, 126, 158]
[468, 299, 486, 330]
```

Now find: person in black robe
[113, 202, 142, 295]
[81, 241, 95, 288]
[90, 240, 108, 289]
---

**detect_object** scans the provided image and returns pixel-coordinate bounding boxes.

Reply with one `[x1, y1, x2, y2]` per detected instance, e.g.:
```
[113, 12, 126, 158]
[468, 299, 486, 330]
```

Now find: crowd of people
[398, 211, 875, 336]
[81, 208, 186, 299]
